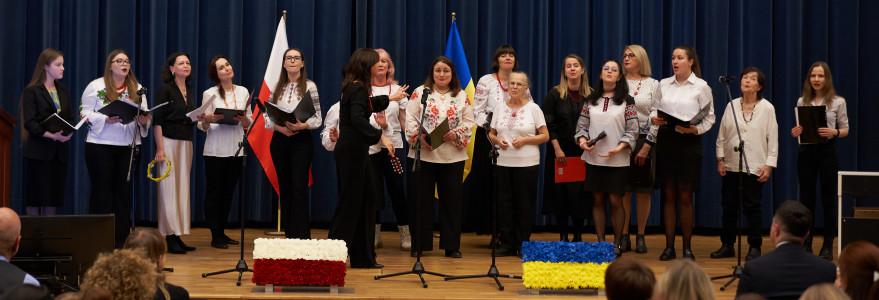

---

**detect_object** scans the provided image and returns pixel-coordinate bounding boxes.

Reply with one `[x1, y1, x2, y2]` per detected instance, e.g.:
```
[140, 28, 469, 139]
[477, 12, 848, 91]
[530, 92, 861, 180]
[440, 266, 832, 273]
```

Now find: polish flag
[248, 18, 288, 194]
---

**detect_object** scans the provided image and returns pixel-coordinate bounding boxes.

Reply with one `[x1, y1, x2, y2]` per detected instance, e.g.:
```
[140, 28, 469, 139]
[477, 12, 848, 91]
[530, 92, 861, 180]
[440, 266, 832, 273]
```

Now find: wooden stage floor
[163, 228, 836, 299]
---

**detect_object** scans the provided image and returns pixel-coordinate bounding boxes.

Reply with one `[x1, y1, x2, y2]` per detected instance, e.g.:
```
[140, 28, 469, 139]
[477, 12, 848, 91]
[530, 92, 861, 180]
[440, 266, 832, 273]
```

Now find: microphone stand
[202, 94, 259, 286]
[126, 88, 147, 233]
[445, 113, 521, 290]
[375, 88, 448, 287]
[710, 78, 751, 291]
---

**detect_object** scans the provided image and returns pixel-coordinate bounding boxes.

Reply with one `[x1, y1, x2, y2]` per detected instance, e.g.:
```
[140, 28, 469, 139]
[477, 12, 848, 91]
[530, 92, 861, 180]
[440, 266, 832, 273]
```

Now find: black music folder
[657, 109, 691, 128]
[97, 100, 167, 124]
[264, 93, 315, 125]
[796, 106, 828, 144]
[212, 108, 245, 125]
[40, 113, 88, 135]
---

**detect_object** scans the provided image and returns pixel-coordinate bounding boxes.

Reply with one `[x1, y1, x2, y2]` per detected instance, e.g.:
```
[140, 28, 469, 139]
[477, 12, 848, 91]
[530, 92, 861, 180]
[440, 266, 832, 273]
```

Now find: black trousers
[798, 142, 840, 237]
[720, 172, 764, 246]
[85, 143, 138, 248]
[203, 156, 243, 237]
[370, 148, 408, 225]
[411, 160, 465, 252]
[329, 138, 379, 267]
[270, 131, 313, 239]
[464, 127, 492, 234]
[496, 165, 539, 250]
[23, 156, 68, 207]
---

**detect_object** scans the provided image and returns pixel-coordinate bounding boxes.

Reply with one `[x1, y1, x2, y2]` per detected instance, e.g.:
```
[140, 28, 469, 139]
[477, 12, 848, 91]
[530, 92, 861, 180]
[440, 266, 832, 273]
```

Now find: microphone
[136, 87, 148, 96]
[482, 111, 493, 129]
[718, 76, 737, 84]
[420, 87, 430, 105]
[586, 131, 607, 147]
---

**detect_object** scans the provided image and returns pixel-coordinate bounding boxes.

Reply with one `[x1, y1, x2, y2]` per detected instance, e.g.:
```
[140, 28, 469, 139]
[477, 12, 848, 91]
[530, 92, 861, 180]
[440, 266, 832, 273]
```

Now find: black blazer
[21, 81, 74, 161]
[736, 242, 837, 300]
[542, 88, 586, 155]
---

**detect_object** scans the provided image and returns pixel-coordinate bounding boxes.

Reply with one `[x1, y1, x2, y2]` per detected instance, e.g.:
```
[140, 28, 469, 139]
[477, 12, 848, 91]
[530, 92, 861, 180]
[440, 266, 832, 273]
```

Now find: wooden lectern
[0, 108, 16, 207]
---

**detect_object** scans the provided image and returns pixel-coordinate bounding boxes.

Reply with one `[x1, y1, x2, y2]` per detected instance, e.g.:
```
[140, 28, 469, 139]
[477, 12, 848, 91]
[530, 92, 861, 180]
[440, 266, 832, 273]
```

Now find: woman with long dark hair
[152, 52, 196, 253]
[576, 60, 638, 256]
[651, 45, 714, 260]
[791, 61, 849, 260]
[263, 48, 322, 239]
[80, 49, 151, 248]
[20, 48, 72, 216]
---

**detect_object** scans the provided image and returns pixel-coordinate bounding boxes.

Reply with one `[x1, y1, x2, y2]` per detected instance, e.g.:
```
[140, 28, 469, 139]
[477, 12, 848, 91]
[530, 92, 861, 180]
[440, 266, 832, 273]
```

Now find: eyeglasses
[509, 82, 527, 87]
[285, 56, 302, 62]
[602, 66, 619, 72]
[622, 53, 636, 59]
[113, 60, 131, 66]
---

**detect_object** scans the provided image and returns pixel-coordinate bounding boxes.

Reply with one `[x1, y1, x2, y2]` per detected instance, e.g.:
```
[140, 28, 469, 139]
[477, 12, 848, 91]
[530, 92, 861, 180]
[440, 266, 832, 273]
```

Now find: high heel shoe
[635, 234, 647, 254]
[620, 234, 631, 252]
[659, 247, 675, 261]
[166, 235, 187, 254]
[175, 235, 196, 251]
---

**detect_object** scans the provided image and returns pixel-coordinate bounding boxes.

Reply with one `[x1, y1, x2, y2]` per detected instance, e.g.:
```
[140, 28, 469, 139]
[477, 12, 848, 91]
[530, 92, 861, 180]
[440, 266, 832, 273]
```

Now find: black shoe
[635, 235, 647, 254]
[710, 243, 735, 259]
[560, 233, 569, 242]
[746, 247, 761, 261]
[572, 234, 582, 242]
[803, 235, 813, 253]
[175, 236, 196, 251]
[495, 247, 517, 257]
[351, 263, 384, 269]
[222, 234, 239, 245]
[445, 250, 462, 258]
[659, 248, 676, 261]
[682, 248, 695, 260]
[620, 234, 631, 252]
[818, 236, 835, 260]
[211, 240, 228, 249]
[166, 236, 187, 254]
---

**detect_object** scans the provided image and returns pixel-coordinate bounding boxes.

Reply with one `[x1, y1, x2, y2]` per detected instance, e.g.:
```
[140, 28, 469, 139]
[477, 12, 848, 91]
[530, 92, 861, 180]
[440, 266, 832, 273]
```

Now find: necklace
[633, 78, 643, 96]
[494, 73, 508, 92]
[568, 89, 582, 103]
[435, 86, 450, 101]
[223, 85, 237, 109]
[603, 89, 614, 93]
[178, 84, 187, 102]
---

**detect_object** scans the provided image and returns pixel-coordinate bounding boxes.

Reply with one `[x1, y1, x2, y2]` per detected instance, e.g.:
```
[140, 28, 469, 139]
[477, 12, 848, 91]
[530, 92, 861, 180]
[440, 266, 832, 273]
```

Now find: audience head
[771, 201, 813, 245]
[653, 259, 715, 300]
[0, 207, 22, 259]
[123, 228, 167, 270]
[604, 256, 655, 300]
[736, 293, 768, 300]
[81, 249, 158, 300]
[491, 44, 519, 72]
[799, 283, 851, 300]
[341, 48, 379, 92]
[837, 241, 879, 300]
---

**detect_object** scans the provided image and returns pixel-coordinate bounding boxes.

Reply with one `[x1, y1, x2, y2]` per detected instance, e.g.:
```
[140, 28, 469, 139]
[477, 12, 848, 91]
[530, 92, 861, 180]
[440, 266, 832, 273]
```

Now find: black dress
[328, 82, 389, 268]
[540, 88, 591, 218]
[20, 82, 74, 207]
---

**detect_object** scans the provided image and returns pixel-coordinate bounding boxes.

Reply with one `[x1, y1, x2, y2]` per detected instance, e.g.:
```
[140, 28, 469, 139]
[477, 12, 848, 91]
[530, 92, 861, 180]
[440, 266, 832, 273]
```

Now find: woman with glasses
[152, 53, 197, 254]
[80, 49, 151, 248]
[620, 45, 661, 254]
[198, 55, 252, 249]
[20, 48, 72, 217]
[651, 45, 714, 261]
[404, 56, 474, 258]
[790, 62, 849, 260]
[489, 71, 548, 256]
[541, 54, 591, 242]
[468, 45, 532, 234]
[263, 48, 322, 239]
[576, 60, 638, 256]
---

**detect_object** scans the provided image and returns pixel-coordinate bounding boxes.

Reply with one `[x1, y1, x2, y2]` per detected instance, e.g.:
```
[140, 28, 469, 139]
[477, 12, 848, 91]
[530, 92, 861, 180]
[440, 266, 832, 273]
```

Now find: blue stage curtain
[2, 0, 876, 231]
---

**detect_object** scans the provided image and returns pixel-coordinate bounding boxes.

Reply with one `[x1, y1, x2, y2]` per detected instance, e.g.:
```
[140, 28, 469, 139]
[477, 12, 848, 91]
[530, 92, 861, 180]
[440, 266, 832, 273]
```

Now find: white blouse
[320, 102, 340, 151]
[627, 77, 661, 143]
[368, 84, 407, 154]
[263, 80, 322, 130]
[650, 72, 715, 135]
[80, 78, 150, 146]
[404, 86, 474, 163]
[199, 86, 253, 157]
[491, 101, 546, 167]
[716, 98, 779, 174]
[574, 97, 639, 167]
[473, 73, 533, 128]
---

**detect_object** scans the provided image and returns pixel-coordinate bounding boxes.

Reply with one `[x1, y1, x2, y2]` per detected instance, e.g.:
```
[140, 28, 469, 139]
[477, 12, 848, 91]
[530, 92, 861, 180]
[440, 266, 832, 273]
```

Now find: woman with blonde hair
[800, 283, 851, 300]
[652, 259, 715, 300]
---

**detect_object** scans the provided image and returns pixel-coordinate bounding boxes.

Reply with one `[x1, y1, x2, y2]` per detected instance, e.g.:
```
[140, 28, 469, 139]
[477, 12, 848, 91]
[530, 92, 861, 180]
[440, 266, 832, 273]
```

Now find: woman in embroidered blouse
[80, 49, 151, 248]
[369, 48, 412, 251]
[152, 53, 196, 254]
[621, 45, 661, 254]
[199, 55, 252, 249]
[467, 45, 532, 234]
[541, 54, 591, 243]
[263, 48, 322, 239]
[20, 48, 72, 216]
[650, 45, 714, 261]
[329, 48, 401, 268]
[489, 71, 548, 256]
[790, 61, 849, 260]
[405, 56, 474, 258]
[712, 67, 777, 261]
[576, 60, 638, 256]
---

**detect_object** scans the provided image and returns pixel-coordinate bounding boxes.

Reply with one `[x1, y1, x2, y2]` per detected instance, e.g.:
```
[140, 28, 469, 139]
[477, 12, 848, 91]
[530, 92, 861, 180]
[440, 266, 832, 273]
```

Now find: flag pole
[264, 9, 288, 236]
[451, 12, 455, 23]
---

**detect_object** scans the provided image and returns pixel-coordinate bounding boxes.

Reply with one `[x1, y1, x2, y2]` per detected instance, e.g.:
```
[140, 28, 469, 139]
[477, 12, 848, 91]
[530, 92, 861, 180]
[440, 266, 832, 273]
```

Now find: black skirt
[583, 163, 629, 194]
[655, 125, 703, 189]
[626, 135, 657, 194]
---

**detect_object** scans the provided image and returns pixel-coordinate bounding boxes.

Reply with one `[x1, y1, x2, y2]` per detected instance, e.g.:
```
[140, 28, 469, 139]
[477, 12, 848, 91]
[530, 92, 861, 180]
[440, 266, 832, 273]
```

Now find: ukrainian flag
[444, 19, 476, 179]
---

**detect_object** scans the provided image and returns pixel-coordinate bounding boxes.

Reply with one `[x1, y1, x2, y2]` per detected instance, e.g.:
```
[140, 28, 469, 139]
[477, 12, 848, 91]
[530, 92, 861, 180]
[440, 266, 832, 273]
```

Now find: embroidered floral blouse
[404, 85, 474, 163]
